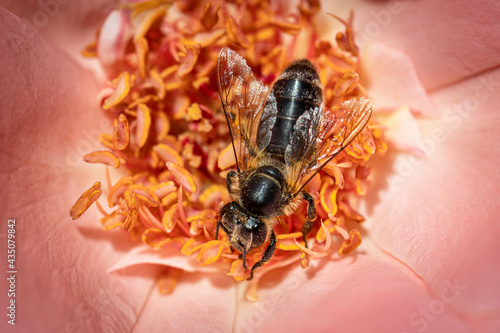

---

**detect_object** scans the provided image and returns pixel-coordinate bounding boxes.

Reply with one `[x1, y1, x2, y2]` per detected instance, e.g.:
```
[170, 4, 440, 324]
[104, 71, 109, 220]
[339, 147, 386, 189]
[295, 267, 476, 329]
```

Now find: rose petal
[348, 1, 500, 91]
[132, 271, 235, 332]
[367, 67, 500, 315]
[0, 12, 151, 330]
[108, 245, 224, 274]
[362, 43, 438, 116]
[234, 256, 469, 332]
[97, 9, 133, 78]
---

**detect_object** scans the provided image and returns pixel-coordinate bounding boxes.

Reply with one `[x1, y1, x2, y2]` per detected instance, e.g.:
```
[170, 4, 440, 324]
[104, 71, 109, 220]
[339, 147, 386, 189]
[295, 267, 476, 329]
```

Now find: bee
[215, 47, 372, 280]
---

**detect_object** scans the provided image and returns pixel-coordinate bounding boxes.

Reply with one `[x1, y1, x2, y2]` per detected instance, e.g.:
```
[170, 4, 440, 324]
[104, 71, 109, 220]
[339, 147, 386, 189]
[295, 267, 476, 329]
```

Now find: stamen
[294, 223, 332, 259]
[100, 212, 125, 230]
[225, 16, 250, 48]
[196, 240, 230, 266]
[167, 162, 197, 194]
[122, 191, 139, 231]
[226, 260, 247, 281]
[201, 2, 219, 31]
[95, 200, 109, 217]
[158, 268, 182, 295]
[83, 151, 121, 169]
[178, 45, 201, 77]
[319, 179, 339, 216]
[162, 204, 178, 233]
[153, 144, 183, 165]
[72, 0, 389, 295]
[129, 184, 159, 207]
[114, 114, 130, 150]
[105, 166, 112, 193]
[140, 206, 164, 230]
[177, 187, 188, 228]
[136, 103, 151, 148]
[151, 181, 176, 199]
[70, 182, 102, 219]
[103, 72, 131, 110]
[323, 163, 345, 189]
[338, 230, 362, 255]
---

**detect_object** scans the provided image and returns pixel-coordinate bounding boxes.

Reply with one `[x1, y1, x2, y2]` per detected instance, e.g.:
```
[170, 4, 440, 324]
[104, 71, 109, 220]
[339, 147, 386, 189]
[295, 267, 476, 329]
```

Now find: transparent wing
[217, 47, 273, 172]
[285, 97, 373, 195]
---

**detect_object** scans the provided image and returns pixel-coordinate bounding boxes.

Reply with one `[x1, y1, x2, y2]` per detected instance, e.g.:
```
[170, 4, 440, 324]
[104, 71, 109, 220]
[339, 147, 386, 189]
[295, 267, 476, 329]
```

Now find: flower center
[71, 0, 388, 301]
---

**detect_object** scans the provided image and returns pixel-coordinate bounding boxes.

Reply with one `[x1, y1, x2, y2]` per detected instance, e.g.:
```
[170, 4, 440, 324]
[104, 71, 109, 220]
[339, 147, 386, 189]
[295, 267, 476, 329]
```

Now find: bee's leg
[301, 191, 317, 248]
[215, 221, 220, 240]
[215, 220, 230, 240]
[241, 248, 248, 269]
[247, 231, 277, 281]
[215, 201, 236, 240]
[226, 171, 237, 193]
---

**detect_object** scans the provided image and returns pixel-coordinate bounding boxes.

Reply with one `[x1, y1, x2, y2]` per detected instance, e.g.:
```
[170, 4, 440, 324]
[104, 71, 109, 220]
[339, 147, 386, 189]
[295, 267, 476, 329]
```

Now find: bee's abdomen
[265, 60, 323, 156]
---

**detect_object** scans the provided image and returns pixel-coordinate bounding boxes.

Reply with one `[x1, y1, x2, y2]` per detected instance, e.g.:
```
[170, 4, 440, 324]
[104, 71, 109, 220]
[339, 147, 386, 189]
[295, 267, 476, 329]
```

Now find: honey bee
[215, 47, 372, 280]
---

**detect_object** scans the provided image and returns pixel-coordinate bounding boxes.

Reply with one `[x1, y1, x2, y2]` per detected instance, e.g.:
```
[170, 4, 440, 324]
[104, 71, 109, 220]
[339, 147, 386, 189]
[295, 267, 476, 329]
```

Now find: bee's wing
[285, 97, 373, 195]
[217, 47, 273, 172]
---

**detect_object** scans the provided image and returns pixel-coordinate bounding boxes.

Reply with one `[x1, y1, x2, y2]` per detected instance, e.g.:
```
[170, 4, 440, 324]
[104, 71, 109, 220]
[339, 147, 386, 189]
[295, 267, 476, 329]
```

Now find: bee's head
[220, 201, 269, 257]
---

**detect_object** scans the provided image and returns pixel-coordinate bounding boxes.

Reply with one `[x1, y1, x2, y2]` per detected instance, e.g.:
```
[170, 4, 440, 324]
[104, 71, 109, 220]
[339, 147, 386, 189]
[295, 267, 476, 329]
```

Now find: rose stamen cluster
[70, 0, 387, 300]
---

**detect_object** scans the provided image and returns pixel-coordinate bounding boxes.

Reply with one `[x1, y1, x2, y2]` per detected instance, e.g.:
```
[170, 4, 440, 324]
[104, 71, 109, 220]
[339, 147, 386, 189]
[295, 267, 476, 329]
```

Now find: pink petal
[3, 2, 498, 332]
[0, 10, 151, 331]
[382, 105, 426, 155]
[325, 0, 500, 91]
[363, 43, 438, 116]
[108, 245, 226, 274]
[2, 0, 122, 73]
[132, 273, 235, 332]
[234, 256, 469, 333]
[98, 9, 133, 78]
[367, 68, 500, 318]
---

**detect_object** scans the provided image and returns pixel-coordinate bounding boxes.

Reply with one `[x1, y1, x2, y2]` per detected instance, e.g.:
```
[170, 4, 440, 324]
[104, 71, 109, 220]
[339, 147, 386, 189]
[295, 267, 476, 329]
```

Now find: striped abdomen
[262, 59, 323, 157]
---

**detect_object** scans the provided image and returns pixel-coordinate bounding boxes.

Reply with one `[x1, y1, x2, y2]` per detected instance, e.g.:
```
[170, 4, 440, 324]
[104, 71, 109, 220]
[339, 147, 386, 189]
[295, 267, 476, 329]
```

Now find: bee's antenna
[223, 109, 240, 173]
[217, 47, 241, 173]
